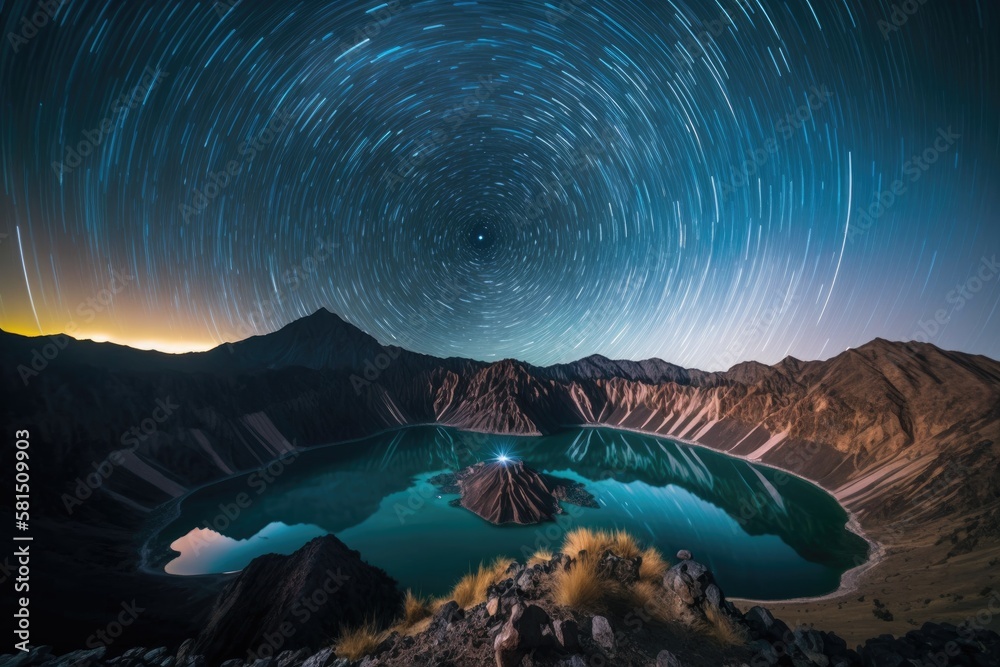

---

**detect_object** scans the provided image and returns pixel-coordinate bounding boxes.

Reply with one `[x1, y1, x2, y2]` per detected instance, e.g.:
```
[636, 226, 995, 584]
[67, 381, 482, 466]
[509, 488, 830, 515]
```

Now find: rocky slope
[5, 544, 999, 667]
[191, 535, 401, 664]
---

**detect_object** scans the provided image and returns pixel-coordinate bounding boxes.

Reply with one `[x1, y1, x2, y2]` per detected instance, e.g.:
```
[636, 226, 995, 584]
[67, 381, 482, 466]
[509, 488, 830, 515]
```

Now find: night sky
[0, 0, 997, 369]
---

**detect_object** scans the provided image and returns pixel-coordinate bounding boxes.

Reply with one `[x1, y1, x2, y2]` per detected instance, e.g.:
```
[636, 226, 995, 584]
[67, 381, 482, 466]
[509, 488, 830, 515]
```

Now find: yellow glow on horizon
[0, 323, 220, 355]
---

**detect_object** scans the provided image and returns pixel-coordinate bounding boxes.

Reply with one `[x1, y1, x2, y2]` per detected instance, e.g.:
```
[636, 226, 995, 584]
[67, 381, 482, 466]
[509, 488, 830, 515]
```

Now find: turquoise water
[150, 426, 868, 600]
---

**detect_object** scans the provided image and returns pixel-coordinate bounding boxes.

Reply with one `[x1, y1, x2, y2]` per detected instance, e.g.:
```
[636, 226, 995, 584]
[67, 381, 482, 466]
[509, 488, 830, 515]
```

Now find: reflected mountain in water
[153, 426, 868, 599]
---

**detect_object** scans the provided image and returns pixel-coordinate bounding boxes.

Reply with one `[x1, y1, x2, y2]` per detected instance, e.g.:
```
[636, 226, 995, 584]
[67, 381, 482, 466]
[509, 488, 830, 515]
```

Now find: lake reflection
[152, 426, 868, 599]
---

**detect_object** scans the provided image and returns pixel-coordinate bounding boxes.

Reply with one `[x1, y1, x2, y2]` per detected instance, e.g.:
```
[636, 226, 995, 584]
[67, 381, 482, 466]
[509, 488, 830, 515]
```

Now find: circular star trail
[0, 0, 997, 367]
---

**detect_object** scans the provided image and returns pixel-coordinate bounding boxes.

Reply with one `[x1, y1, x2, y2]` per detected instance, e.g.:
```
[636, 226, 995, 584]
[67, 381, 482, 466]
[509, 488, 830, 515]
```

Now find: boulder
[656, 650, 685, 667]
[428, 601, 465, 643]
[590, 615, 615, 654]
[661, 557, 742, 629]
[493, 603, 553, 667]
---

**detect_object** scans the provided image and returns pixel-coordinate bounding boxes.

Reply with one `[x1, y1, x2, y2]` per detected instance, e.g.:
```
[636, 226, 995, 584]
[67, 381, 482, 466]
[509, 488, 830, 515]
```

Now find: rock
[494, 604, 553, 666]
[516, 568, 537, 591]
[656, 650, 685, 667]
[428, 600, 465, 639]
[596, 549, 641, 585]
[676, 550, 692, 561]
[549, 553, 572, 572]
[557, 657, 587, 667]
[792, 626, 829, 666]
[1, 645, 52, 667]
[749, 639, 781, 666]
[590, 615, 615, 654]
[177, 639, 194, 663]
[300, 648, 335, 667]
[744, 606, 776, 636]
[705, 583, 723, 609]
[278, 648, 310, 667]
[123, 648, 147, 659]
[247, 659, 274, 667]
[48, 647, 106, 667]
[552, 619, 580, 652]
[487, 597, 500, 616]
[143, 648, 169, 663]
[161, 658, 177, 667]
[219, 660, 244, 667]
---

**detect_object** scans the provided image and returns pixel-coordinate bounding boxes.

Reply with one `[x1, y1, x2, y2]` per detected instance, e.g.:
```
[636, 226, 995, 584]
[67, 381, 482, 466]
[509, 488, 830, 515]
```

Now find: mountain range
[1, 308, 998, 648]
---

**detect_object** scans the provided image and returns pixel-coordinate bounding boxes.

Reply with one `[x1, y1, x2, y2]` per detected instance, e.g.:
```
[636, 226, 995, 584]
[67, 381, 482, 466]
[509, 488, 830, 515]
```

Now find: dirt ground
[733, 515, 1000, 646]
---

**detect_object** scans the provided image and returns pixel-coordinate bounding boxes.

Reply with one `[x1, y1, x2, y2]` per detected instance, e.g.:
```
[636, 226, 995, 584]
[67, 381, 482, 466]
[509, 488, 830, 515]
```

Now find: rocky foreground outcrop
[6, 548, 999, 667]
[190, 535, 402, 664]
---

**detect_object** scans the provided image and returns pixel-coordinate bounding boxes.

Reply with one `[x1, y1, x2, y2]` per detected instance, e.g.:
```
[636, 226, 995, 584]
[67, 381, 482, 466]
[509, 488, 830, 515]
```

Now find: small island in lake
[430, 458, 598, 525]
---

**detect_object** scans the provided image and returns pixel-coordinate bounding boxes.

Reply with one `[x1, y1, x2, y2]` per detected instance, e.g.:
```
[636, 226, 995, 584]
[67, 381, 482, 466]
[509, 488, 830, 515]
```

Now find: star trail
[0, 0, 997, 368]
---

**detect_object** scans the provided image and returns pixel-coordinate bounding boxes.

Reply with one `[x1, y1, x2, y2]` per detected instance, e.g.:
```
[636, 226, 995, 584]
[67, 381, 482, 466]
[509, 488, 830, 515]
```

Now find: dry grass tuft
[561, 527, 643, 560]
[400, 590, 433, 627]
[638, 546, 669, 583]
[334, 622, 387, 661]
[445, 556, 517, 608]
[528, 548, 554, 567]
[704, 604, 750, 645]
[552, 557, 610, 611]
[628, 579, 676, 624]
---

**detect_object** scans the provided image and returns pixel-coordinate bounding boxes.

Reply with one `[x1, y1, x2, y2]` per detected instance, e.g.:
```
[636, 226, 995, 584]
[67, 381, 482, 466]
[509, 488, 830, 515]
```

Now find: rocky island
[430, 459, 598, 525]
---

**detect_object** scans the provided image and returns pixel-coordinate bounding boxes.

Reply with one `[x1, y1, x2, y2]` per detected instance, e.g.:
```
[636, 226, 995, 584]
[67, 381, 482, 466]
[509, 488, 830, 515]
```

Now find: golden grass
[561, 527, 642, 560]
[638, 546, 669, 583]
[528, 548, 554, 567]
[552, 557, 611, 611]
[334, 622, 388, 661]
[400, 590, 433, 627]
[445, 556, 517, 608]
[628, 579, 676, 624]
[704, 604, 750, 645]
